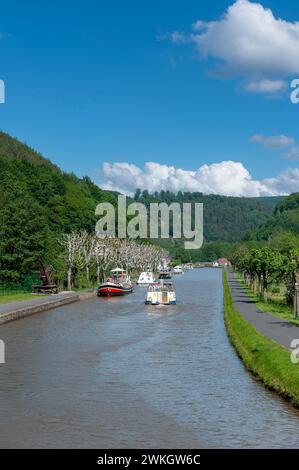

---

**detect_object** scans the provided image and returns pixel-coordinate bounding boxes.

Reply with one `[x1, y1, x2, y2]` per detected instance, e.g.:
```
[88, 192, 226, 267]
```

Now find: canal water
[0, 268, 299, 448]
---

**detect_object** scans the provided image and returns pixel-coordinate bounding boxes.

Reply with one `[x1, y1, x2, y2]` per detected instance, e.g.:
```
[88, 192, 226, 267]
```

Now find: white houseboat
[172, 265, 184, 275]
[137, 271, 155, 285]
[145, 282, 176, 305]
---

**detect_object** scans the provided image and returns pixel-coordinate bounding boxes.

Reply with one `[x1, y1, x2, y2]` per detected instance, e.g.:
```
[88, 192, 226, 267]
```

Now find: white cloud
[171, 0, 299, 93]
[250, 133, 299, 160]
[100, 160, 298, 197]
[169, 31, 189, 44]
[283, 145, 299, 161]
[245, 79, 287, 94]
[250, 134, 295, 148]
[263, 168, 299, 194]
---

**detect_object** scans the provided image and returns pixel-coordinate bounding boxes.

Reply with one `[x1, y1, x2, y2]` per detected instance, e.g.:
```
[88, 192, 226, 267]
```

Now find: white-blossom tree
[60, 232, 82, 290]
[61, 232, 170, 288]
[79, 230, 97, 288]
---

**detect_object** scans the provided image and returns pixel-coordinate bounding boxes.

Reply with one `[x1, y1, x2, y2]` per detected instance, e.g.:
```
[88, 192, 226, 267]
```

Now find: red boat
[97, 268, 133, 297]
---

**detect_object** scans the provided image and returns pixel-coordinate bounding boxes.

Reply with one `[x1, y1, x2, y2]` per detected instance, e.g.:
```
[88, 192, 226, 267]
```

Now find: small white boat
[145, 282, 176, 305]
[184, 263, 193, 270]
[172, 265, 184, 275]
[137, 271, 155, 285]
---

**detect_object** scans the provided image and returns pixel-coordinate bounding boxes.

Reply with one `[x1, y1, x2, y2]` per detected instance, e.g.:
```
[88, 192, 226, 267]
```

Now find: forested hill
[0, 131, 117, 283]
[251, 192, 299, 245]
[134, 190, 282, 243]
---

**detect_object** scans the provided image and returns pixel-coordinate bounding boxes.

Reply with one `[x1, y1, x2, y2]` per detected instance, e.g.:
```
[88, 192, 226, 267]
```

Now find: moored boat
[172, 265, 184, 275]
[97, 268, 133, 296]
[145, 281, 176, 305]
[158, 272, 172, 280]
[137, 271, 155, 285]
[183, 262, 193, 270]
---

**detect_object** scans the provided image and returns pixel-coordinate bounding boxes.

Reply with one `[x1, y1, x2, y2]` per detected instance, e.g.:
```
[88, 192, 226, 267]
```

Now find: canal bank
[0, 290, 96, 325]
[223, 270, 299, 408]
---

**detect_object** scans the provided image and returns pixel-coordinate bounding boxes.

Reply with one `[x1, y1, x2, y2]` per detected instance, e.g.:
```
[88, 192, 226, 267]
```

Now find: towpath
[0, 292, 79, 325]
[227, 270, 299, 349]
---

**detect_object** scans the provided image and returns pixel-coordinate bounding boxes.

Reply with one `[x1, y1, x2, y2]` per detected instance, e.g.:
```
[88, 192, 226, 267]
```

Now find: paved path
[0, 292, 78, 316]
[0, 292, 80, 325]
[227, 270, 299, 350]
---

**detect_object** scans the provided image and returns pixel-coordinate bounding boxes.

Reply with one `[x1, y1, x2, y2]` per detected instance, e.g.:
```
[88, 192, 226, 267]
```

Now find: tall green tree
[0, 181, 49, 283]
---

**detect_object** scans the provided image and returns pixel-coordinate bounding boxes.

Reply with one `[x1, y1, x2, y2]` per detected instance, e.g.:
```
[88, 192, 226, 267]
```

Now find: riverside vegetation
[223, 271, 299, 408]
[227, 191, 299, 322]
[224, 196, 299, 407]
[232, 246, 299, 322]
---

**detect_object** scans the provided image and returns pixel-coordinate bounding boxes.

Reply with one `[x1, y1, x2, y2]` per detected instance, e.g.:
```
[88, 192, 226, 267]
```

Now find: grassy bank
[223, 270, 299, 408]
[234, 272, 299, 327]
[0, 292, 36, 305]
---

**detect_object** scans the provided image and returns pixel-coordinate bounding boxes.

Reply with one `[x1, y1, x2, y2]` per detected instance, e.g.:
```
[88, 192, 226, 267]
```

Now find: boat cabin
[145, 282, 176, 305]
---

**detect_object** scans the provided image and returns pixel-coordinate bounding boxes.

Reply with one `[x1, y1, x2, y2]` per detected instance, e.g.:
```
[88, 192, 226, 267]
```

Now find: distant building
[217, 258, 231, 267]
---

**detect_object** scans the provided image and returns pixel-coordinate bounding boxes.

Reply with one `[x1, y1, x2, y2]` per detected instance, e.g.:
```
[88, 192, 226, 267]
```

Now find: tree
[80, 230, 97, 288]
[257, 248, 283, 303]
[0, 181, 49, 283]
[281, 249, 299, 315]
[60, 232, 82, 290]
[233, 247, 284, 303]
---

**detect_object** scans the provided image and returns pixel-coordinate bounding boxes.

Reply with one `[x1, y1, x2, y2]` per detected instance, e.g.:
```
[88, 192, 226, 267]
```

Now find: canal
[0, 268, 299, 448]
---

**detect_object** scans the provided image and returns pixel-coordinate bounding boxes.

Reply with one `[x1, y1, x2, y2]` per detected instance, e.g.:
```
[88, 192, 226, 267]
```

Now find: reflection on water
[0, 268, 298, 448]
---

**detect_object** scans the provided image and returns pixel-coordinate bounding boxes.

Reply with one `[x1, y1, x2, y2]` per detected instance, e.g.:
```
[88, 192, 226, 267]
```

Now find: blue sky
[0, 0, 299, 196]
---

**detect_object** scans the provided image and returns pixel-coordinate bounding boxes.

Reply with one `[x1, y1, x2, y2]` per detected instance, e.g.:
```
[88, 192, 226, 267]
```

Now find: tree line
[233, 246, 299, 314]
[61, 232, 169, 290]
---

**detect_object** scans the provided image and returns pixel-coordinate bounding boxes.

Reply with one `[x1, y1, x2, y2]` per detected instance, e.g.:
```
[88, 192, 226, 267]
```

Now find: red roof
[217, 258, 229, 264]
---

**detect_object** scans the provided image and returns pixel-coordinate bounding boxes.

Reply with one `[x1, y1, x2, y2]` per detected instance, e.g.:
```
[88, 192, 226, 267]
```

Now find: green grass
[223, 270, 299, 408]
[234, 272, 299, 327]
[0, 292, 36, 305]
[72, 286, 96, 292]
